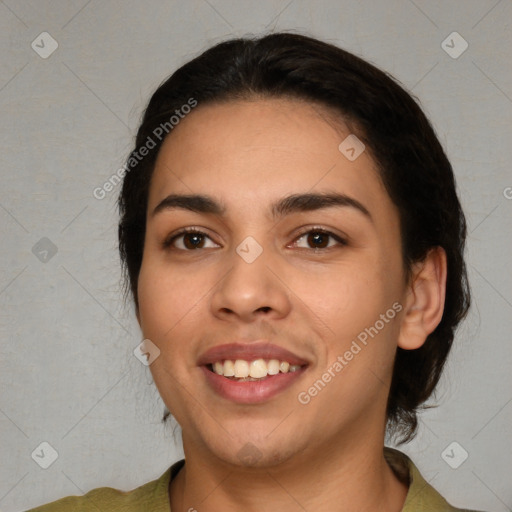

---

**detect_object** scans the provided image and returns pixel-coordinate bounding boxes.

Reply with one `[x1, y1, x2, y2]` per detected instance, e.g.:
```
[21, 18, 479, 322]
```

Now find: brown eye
[307, 232, 329, 248]
[182, 232, 206, 249]
[163, 229, 219, 251]
[293, 229, 347, 250]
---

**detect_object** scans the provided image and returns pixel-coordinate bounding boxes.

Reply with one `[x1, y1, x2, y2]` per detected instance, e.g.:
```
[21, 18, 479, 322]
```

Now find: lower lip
[200, 365, 307, 404]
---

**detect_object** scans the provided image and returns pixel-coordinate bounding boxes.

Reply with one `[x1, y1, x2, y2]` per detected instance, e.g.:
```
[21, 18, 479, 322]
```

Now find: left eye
[291, 229, 346, 250]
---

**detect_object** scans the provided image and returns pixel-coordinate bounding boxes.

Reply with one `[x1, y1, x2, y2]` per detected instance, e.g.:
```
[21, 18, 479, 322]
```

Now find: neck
[169, 428, 408, 512]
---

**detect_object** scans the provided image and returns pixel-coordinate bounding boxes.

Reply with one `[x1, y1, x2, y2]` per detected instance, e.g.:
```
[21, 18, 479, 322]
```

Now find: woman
[28, 32, 483, 512]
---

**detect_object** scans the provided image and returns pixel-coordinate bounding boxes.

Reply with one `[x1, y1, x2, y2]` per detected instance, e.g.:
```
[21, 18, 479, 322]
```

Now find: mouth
[198, 342, 309, 404]
[207, 358, 305, 381]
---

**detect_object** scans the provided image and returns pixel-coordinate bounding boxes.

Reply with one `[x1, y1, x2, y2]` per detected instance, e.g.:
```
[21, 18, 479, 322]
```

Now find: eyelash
[162, 226, 347, 252]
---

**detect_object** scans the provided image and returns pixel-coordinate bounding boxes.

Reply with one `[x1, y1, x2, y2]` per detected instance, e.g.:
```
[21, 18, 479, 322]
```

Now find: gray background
[1, 1, 511, 511]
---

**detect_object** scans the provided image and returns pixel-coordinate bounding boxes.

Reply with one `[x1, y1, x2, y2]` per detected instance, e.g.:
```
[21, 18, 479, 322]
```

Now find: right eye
[162, 228, 220, 251]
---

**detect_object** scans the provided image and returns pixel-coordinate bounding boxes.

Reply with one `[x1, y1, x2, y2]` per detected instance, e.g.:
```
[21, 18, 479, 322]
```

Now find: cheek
[137, 268, 167, 339]
[137, 259, 200, 340]
[305, 258, 398, 328]
[302, 251, 404, 370]
[136, 263, 201, 418]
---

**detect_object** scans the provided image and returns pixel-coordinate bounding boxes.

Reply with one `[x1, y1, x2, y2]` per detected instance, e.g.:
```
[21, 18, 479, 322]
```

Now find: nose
[209, 242, 292, 323]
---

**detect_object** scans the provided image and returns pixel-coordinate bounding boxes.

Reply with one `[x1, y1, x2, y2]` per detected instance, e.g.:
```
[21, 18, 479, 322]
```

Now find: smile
[209, 358, 303, 380]
[198, 341, 310, 403]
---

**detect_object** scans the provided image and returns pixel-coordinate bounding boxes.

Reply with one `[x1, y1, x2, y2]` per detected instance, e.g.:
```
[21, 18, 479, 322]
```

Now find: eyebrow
[152, 192, 372, 222]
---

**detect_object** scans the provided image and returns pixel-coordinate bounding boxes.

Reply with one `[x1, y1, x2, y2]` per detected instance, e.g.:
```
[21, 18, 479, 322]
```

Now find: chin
[204, 433, 302, 469]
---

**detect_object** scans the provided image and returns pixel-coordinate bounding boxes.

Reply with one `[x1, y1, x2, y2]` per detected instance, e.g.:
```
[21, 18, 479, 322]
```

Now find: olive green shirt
[26, 447, 486, 511]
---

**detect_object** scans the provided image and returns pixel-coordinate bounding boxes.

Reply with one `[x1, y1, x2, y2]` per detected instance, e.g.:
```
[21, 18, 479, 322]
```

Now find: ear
[398, 247, 447, 350]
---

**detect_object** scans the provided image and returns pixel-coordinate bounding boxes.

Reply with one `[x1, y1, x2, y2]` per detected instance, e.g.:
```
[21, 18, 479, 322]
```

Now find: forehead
[148, 98, 391, 218]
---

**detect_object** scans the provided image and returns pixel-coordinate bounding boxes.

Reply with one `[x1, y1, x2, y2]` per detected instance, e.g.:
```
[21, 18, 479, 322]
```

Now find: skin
[136, 97, 447, 512]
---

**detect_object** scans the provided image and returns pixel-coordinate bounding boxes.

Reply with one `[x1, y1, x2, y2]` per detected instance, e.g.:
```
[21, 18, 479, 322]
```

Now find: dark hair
[118, 32, 470, 444]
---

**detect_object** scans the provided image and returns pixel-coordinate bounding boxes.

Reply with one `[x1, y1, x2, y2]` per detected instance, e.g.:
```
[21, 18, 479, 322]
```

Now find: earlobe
[398, 247, 447, 350]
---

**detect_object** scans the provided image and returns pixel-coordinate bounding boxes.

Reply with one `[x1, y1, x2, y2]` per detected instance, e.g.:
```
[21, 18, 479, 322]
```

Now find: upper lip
[197, 341, 309, 366]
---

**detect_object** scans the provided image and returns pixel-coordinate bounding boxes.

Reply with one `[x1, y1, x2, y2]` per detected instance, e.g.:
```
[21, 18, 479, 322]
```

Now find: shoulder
[384, 447, 490, 512]
[24, 462, 181, 512]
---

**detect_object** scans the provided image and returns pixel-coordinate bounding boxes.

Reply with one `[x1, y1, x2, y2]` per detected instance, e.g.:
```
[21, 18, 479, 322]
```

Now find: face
[137, 98, 409, 468]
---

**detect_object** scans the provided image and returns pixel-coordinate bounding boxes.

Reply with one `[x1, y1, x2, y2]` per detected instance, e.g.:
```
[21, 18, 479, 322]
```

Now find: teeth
[249, 359, 268, 378]
[210, 358, 304, 379]
[267, 359, 280, 375]
[223, 360, 235, 377]
[233, 360, 249, 378]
